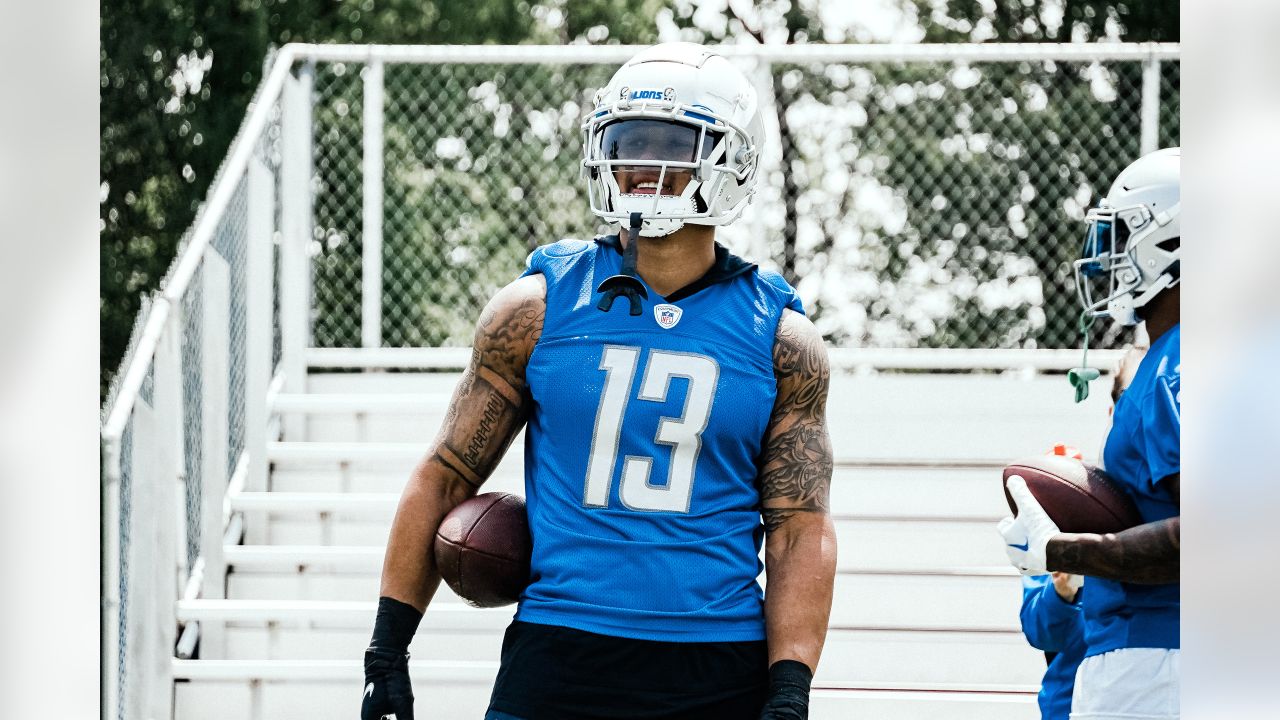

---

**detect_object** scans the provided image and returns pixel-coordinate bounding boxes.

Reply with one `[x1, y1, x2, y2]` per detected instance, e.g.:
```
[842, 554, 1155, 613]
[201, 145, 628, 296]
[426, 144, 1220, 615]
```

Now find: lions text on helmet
[1075, 147, 1180, 327]
[582, 42, 764, 238]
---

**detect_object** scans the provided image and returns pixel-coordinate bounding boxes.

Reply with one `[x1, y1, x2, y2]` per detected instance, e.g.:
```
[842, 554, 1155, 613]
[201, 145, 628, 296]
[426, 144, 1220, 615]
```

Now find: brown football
[433, 492, 532, 608]
[1002, 455, 1142, 535]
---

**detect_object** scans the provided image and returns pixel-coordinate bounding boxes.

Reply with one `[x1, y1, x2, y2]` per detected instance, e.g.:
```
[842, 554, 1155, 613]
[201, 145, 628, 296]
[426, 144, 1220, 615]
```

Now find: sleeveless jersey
[514, 236, 802, 642]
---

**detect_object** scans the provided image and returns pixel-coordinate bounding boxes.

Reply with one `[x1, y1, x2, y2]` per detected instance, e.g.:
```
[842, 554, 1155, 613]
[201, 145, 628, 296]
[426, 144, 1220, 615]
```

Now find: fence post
[101, 435, 122, 720]
[362, 58, 385, 349]
[749, 58, 782, 265]
[157, 311, 185, 720]
[127, 313, 182, 720]
[281, 58, 315, 438]
[198, 247, 232, 657]
[246, 153, 275, 494]
[1139, 56, 1162, 156]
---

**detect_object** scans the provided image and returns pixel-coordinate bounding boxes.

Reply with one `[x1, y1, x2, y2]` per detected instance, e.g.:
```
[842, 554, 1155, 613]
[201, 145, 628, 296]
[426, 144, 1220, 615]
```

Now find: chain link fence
[214, 177, 251, 481]
[313, 64, 368, 347]
[180, 270, 204, 571]
[307, 49, 1178, 351]
[114, 417, 133, 720]
[769, 57, 1181, 349]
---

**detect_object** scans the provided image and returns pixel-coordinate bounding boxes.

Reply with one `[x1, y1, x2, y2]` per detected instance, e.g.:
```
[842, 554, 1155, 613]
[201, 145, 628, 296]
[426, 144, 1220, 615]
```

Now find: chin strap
[1067, 310, 1101, 403]
[596, 212, 649, 316]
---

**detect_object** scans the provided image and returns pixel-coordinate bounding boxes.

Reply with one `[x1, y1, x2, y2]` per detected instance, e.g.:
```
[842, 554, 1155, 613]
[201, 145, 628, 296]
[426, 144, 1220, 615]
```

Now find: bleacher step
[173, 663, 1037, 720]
[224, 571, 1027, 629]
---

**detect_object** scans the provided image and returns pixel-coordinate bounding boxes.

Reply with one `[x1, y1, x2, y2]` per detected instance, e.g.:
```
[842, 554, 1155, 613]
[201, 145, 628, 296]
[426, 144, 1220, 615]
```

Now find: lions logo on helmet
[582, 42, 764, 238]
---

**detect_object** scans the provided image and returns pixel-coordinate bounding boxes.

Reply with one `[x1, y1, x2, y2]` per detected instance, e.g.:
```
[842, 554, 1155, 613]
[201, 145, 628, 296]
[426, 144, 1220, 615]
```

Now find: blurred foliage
[101, 0, 662, 397]
[661, 0, 1179, 348]
[102, 0, 1178, 398]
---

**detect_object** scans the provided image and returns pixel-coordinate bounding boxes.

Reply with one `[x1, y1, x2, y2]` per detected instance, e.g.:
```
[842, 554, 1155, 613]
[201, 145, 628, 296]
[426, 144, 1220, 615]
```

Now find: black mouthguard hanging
[596, 212, 649, 316]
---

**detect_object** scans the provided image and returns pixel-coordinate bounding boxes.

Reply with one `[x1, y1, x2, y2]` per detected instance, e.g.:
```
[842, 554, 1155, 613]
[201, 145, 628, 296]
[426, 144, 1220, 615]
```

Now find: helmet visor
[600, 119, 722, 197]
[600, 119, 719, 164]
[1079, 219, 1112, 278]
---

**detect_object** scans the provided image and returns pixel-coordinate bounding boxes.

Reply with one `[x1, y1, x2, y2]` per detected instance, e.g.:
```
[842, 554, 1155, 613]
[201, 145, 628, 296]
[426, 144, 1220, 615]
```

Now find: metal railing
[100, 42, 1174, 720]
[99, 44, 297, 720]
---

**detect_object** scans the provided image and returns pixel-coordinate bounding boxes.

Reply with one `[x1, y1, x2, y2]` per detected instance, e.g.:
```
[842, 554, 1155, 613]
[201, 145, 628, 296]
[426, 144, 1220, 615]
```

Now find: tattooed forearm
[435, 368, 528, 486]
[427, 276, 545, 489]
[381, 276, 545, 608]
[435, 378, 525, 486]
[1047, 517, 1180, 584]
[758, 310, 833, 532]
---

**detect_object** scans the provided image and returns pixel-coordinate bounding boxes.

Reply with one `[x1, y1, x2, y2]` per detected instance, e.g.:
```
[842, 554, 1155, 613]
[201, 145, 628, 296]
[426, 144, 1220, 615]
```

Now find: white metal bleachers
[172, 366, 1114, 719]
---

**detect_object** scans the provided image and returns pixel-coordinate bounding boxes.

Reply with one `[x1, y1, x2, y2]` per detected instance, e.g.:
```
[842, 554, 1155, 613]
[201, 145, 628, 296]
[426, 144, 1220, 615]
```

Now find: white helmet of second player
[1074, 147, 1181, 326]
[582, 42, 764, 237]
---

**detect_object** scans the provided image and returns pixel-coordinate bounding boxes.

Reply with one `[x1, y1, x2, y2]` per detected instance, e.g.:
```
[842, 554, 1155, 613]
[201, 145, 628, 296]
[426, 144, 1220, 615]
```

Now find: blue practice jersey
[1020, 575, 1087, 720]
[513, 236, 802, 642]
[1086, 323, 1180, 656]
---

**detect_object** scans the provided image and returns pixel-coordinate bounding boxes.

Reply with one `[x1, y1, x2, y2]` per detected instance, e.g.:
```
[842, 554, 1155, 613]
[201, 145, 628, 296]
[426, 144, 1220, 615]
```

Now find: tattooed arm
[758, 309, 838, 671]
[1047, 474, 1180, 584]
[379, 275, 546, 610]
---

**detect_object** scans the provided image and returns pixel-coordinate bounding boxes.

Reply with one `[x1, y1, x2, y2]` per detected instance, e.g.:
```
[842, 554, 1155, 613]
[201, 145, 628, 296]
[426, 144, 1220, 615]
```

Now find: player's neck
[620, 225, 717, 297]
[1142, 286, 1180, 344]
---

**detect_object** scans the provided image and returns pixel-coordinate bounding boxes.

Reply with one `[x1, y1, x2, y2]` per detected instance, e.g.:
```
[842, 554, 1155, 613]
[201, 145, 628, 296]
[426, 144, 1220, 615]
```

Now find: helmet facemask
[584, 101, 754, 238]
[1074, 202, 1180, 327]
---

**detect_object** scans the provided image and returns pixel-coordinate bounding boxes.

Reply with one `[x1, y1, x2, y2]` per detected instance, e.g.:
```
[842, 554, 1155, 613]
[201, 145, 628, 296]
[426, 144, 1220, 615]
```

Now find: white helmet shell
[582, 42, 764, 237]
[1074, 147, 1181, 326]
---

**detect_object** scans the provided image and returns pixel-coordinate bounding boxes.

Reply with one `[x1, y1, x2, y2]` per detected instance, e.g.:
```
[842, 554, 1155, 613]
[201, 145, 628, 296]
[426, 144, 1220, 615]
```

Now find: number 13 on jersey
[584, 346, 719, 513]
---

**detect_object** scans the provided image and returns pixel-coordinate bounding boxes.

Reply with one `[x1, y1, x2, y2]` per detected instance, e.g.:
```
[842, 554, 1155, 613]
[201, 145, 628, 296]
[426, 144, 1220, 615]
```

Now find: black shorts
[486, 620, 769, 720]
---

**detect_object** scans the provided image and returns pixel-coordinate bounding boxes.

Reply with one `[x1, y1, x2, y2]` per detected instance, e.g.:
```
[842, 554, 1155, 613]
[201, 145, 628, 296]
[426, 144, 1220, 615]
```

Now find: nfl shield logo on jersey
[653, 304, 682, 329]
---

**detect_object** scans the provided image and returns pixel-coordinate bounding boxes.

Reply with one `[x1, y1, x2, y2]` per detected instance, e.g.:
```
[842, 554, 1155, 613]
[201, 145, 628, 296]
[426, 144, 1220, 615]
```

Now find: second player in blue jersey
[999, 148, 1181, 718]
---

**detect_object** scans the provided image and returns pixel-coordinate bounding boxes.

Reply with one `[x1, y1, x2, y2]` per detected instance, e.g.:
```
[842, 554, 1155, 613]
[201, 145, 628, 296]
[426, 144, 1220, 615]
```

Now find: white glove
[996, 475, 1061, 576]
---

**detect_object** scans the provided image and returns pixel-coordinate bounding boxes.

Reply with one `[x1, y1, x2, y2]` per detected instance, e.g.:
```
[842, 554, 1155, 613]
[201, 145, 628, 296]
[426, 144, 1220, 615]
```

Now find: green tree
[101, 0, 664, 398]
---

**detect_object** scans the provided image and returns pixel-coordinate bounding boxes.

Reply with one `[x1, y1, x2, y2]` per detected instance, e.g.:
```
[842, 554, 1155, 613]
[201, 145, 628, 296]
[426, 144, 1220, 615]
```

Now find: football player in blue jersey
[999, 148, 1181, 719]
[361, 42, 837, 720]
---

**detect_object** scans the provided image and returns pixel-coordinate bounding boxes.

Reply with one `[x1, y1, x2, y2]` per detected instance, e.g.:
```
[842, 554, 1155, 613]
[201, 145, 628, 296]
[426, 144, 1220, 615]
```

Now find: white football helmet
[1074, 147, 1181, 326]
[582, 42, 764, 237]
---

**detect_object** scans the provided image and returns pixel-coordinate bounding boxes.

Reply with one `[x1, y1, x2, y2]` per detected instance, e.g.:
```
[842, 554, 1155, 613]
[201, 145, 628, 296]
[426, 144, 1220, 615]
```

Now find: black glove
[362, 647, 414, 720]
[758, 660, 813, 720]
[361, 597, 423, 720]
